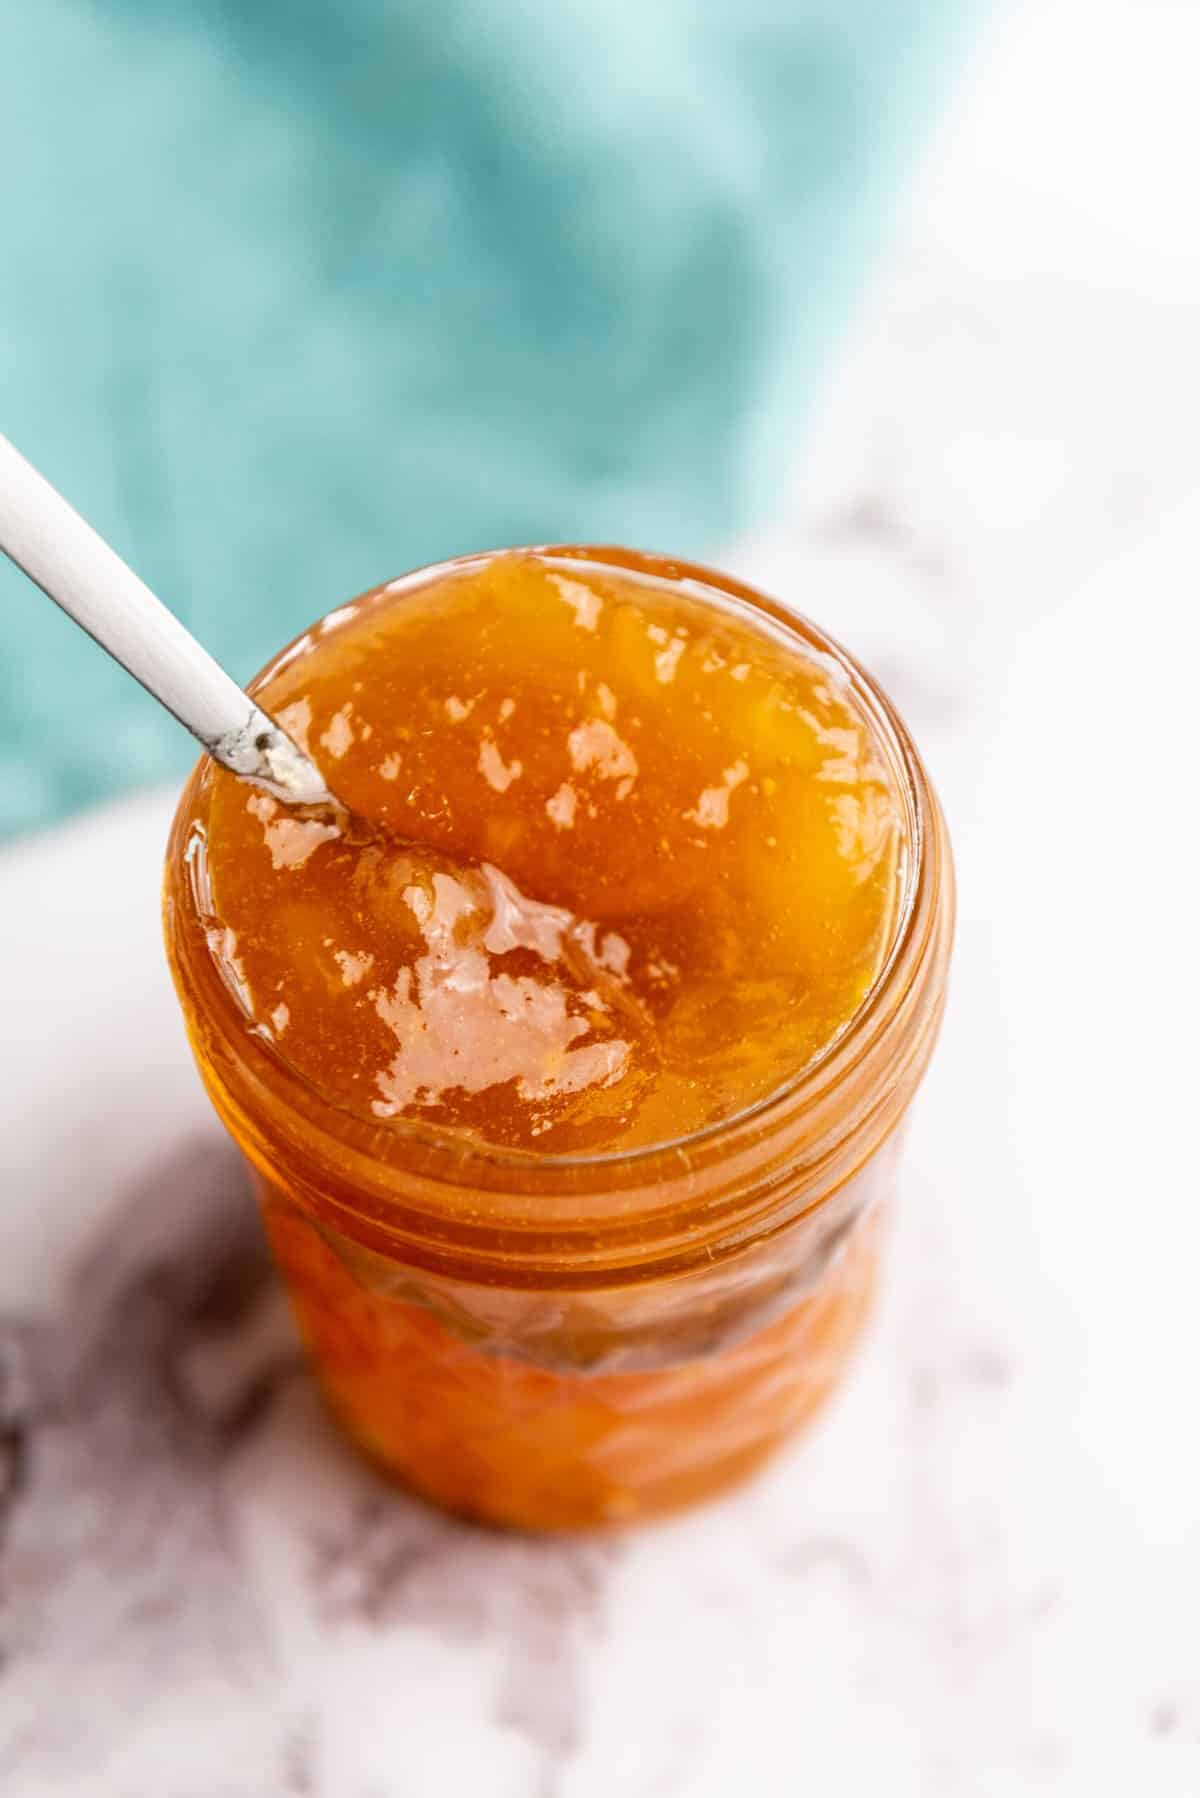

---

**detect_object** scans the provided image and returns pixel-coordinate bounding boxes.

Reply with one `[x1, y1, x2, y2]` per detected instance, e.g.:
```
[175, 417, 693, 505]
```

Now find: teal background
[1, 0, 978, 837]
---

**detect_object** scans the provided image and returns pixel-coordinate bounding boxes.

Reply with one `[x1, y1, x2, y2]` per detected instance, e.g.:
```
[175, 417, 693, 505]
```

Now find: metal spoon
[0, 431, 333, 807]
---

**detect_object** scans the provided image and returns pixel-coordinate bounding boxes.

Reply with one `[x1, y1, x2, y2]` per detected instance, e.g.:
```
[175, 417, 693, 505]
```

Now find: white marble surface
[4, 1, 1200, 1791]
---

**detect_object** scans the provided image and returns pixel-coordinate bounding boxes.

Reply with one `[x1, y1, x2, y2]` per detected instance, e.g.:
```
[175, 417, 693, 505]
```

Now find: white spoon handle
[0, 432, 330, 804]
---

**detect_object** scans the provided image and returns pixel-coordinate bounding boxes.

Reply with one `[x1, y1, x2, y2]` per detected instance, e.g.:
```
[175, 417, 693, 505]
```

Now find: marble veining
[4, 1, 1200, 1791]
[0, 1139, 628, 1796]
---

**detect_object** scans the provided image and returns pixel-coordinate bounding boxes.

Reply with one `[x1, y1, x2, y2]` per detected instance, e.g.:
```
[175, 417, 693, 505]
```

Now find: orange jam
[165, 548, 953, 1529]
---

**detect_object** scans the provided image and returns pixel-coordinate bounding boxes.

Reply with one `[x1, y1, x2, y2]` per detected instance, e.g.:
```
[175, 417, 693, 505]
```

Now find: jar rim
[165, 546, 951, 1261]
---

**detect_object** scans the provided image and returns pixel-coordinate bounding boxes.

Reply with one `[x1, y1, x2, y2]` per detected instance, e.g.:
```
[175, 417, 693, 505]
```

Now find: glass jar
[163, 549, 954, 1530]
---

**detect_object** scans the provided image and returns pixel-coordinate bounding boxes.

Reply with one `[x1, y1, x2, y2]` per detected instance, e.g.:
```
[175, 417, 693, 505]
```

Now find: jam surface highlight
[200, 551, 905, 1156]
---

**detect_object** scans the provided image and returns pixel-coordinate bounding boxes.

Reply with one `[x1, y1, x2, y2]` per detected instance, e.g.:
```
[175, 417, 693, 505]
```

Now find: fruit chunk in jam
[201, 551, 904, 1154]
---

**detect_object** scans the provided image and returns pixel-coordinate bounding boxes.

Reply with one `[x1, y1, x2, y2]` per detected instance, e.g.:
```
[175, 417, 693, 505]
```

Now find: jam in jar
[164, 548, 953, 1529]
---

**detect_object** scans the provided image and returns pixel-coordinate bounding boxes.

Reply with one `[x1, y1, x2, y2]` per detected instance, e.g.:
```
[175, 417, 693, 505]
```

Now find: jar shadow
[0, 1135, 622, 1779]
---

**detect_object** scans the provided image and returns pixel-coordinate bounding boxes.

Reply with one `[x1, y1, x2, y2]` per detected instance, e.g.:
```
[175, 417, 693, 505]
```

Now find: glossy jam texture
[201, 552, 904, 1154]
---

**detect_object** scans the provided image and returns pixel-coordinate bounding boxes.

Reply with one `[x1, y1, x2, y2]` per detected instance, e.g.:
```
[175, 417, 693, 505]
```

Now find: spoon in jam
[0, 431, 334, 808]
[0, 431, 653, 1069]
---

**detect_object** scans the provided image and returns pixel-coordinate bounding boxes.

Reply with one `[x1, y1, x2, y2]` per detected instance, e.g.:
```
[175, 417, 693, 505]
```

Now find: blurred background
[4, 2, 1200, 1793]
[1, 0, 976, 834]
